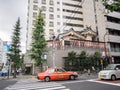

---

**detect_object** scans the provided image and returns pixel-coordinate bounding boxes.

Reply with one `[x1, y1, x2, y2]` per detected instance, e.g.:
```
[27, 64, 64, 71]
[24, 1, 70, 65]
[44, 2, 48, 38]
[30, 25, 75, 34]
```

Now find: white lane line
[38, 86, 66, 90]
[6, 83, 62, 90]
[60, 80, 88, 84]
[10, 82, 59, 87]
[88, 79, 120, 86]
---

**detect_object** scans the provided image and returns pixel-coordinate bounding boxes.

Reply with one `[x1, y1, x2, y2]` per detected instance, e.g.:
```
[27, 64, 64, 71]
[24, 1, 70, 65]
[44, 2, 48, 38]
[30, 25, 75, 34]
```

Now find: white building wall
[82, 0, 96, 32]
[95, 0, 106, 42]
[26, 0, 85, 50]
[0, 39, 7, 65]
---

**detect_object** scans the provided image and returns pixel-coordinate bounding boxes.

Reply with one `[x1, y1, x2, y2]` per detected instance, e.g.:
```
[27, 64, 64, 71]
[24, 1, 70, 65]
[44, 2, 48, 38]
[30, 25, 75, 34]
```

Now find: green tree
[64, 51, 77, 70]
[78, 51, 89, 70]
[93, 51, 102, 70]
[30, 9, 47, 71]
[7, 18, 21, 78]
[103, 0, 120, 12]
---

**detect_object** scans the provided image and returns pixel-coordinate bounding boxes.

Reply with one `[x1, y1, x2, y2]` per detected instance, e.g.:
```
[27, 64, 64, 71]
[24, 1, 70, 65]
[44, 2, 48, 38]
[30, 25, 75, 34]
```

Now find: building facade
[105, 12, 120, 63]
[25, 0, 120, 74]
[0, 38, 8, 70]
[26, 0, 104, 50]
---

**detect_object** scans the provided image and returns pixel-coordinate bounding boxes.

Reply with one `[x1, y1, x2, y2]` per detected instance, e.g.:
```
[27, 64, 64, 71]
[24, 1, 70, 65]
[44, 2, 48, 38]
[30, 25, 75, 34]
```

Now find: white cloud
[0, 0, 27, 53]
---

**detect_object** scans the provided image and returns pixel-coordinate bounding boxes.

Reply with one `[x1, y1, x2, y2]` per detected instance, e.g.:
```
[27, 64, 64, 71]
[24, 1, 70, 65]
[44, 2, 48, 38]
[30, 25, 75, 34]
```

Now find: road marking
[59, 80, 88, 84]
[88, 79, 120, 86]
[5, 79, 70, 90]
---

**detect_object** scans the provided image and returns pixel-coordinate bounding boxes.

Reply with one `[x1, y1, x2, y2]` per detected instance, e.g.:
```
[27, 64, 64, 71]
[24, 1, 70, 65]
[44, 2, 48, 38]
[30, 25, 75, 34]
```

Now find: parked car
[98, 64, 120, 80]
[0, 70, 8, 76]
[37, 67, 78, 82]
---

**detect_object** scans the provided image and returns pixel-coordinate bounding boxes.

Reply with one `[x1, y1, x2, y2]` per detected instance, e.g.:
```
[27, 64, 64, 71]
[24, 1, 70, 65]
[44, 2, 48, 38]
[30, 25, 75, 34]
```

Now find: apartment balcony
[109, 35, 120, 43]
[106, 22, 120, 30]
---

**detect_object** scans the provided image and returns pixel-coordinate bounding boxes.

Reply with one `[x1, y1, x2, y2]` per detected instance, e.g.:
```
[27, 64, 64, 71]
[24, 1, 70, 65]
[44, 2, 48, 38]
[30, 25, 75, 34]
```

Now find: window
[57, 29, 60, 33]
[57, 15, 60, 18]
[42, 13, 46, 18]
[110, 43, 120, 52]
[49, 29, 54, 34]
[33, 5, 38, 10]
[107, 16, 120, 24]
[49, 21, 54, 27]
[57, 8, 60, 11]
[57, 22, 60, 25]
[33, 12, 37, 18]
[57, 2, 60, 4]
[49, 7, 54, 12]
[33, 0, 38, 3]
[49, 14, 54, 19]
[49, 0, 54, 5]
[42, 0, 46, 4]
[116, 65, 120, 69]
[41, 6, 46, 11]
[32, 20, 36, 25]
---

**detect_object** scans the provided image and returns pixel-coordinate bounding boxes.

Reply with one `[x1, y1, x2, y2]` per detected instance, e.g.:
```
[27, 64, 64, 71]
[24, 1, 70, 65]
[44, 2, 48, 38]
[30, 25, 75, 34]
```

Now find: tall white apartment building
[0, 38, 7, 67]
[105, 12, 120, 63]
[25, 0, 120, 74]
[26, 0, 104, 50]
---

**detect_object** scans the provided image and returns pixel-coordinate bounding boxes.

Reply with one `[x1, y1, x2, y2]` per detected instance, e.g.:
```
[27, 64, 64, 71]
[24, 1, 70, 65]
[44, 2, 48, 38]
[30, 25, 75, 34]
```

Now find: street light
[103, 32, 108, 58]
[103, 31, 110, 65]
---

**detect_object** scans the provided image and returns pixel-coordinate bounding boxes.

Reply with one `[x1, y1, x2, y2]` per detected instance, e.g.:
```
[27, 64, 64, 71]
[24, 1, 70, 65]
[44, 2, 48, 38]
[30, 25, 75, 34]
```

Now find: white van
[98, 64, 120, 80]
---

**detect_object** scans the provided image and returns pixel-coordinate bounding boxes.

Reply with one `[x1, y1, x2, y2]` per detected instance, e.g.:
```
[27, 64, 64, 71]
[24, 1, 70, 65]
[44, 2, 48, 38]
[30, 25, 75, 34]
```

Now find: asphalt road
[0, 79, 17, 90]
[62, 80, 120, 90]
[1, 78, 120, 90]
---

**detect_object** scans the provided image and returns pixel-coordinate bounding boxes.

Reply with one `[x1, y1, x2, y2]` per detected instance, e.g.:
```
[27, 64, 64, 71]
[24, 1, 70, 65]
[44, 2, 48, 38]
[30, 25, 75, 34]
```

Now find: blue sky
[0, 0, 28, 53]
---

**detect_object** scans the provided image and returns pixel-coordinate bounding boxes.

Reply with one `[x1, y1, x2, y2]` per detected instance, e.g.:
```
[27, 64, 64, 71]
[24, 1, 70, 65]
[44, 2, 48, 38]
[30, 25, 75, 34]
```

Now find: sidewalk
[79, 73, 98, 80]
[0, 74, 37, 80]
[0, 73, 97, 80]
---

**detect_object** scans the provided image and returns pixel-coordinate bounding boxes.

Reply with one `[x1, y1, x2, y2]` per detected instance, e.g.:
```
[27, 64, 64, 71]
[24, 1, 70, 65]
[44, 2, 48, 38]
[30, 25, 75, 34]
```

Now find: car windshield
[105, 64, 115, 70]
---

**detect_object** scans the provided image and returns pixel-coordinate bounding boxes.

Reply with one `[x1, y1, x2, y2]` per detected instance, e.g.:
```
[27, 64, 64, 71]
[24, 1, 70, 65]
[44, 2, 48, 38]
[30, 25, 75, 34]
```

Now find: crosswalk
[4, 79, 70, 90]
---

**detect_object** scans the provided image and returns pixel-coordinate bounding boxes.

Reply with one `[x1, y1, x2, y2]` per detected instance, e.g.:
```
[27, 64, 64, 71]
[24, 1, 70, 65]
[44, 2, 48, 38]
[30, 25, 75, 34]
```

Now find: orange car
[37, 67, 78, 82]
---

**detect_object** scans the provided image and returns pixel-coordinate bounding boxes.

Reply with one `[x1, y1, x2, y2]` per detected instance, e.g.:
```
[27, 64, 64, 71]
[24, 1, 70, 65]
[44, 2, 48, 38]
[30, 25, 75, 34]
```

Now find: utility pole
[52, 36, 56, 67]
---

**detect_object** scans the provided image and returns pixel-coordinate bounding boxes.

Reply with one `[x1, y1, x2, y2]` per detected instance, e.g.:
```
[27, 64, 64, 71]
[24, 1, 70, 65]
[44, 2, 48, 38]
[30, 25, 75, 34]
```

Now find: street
[0, 75, 120, 90]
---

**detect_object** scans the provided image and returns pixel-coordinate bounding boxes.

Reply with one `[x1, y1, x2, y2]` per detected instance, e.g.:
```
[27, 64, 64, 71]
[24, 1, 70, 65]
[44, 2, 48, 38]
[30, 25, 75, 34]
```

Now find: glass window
[33, 5, 38, 10]
[49, 21, 54, 27]
[33, 12, 37, 18]
[57, 15, 60, 18]
[49, 0, 54, 5]
[33, 0, 38, 3]
[57, 8, 60, 11]
[41, 6, 46, 11]
[49, 14, 54, 19]
[49, 29, 54, 34]
[32, 20, 36, 25]
[42, 0, 46, 4]
[57, 2, 60, 4]
[57, 22, 60, 25]
[49, 7, 54, 12]
[116, 65, 120, 69]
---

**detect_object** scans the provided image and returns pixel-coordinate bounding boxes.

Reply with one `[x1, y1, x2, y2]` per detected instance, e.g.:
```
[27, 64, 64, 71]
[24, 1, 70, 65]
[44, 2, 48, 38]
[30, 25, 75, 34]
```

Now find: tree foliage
[103, 0, 120, 12]
[64, 51, 104, 71]
[7, 18, 21, 78]
[64, 51, 77, 70]
[30, 9, 47, 68]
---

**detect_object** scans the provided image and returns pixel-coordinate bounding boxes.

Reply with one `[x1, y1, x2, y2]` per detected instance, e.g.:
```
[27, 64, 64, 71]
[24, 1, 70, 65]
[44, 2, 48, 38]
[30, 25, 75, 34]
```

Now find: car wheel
[111, 75, 116, 81]
[44, 76, 50, 82]
[70, 75, 75, 80]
